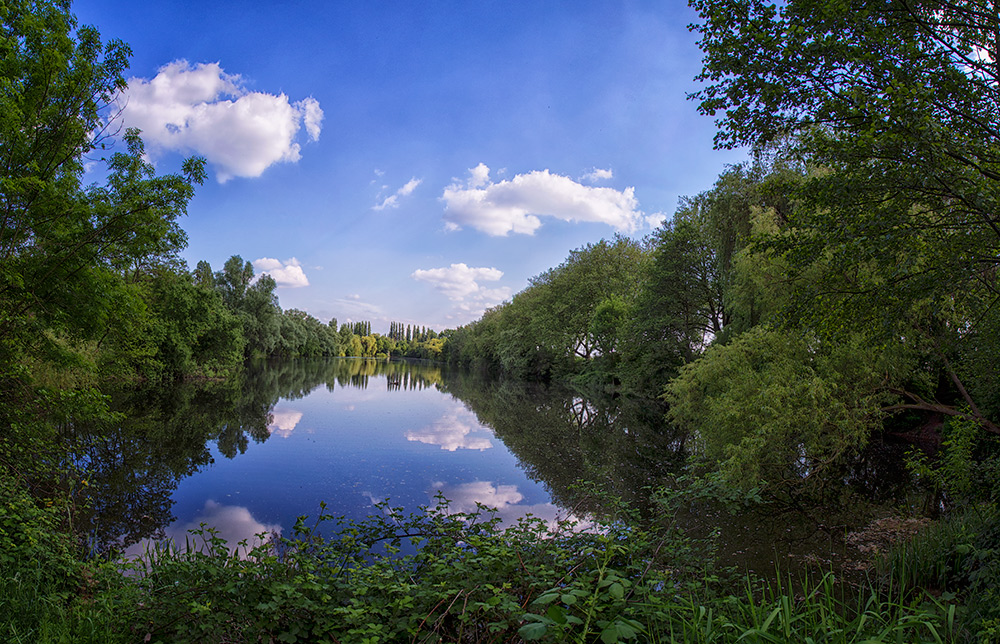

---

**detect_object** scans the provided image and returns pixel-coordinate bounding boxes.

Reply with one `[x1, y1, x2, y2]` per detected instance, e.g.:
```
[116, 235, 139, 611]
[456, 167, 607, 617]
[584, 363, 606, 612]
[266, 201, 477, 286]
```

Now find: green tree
[691, 0, 1000, 432]
[214, 256, 255, 310]
[192, 260, 214, 288]
[240, 274, 281, 357]
[531, 236, 649, 365]
[207, 256, 280, 358]
[665, 326, 902, 492]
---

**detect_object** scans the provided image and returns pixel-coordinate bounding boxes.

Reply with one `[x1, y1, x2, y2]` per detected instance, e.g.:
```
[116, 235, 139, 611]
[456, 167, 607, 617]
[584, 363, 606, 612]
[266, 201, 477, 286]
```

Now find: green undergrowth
[883, 504, 1000, 642]
[106, 492, 955, 644]
[0, 451, 968, 643]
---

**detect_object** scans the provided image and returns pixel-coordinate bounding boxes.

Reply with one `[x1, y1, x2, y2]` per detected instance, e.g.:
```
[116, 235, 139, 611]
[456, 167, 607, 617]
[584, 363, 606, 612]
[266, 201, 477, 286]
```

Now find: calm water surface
[83, 358, 922, 577]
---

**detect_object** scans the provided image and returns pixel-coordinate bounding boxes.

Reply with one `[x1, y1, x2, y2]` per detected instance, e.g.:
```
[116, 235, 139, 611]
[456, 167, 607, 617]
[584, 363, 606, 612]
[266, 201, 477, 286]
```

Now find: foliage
[107, 491, 957, 644]
[665, 326, 900, 493]
[907, 418, 1000, 510]
[0, 482, 127, 643]
[690, 0, 1000, 436]
[446, 236, 650, 381]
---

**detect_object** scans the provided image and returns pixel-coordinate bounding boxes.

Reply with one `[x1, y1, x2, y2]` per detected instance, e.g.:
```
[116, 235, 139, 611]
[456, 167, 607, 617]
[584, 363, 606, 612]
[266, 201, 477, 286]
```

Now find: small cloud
[346, 293, 361, 300]
[117, 60, 323, 182]
[253, 257, 309, 288]
[442, 164, 642, 236]
[374, 177, 423, 210]
[300, 97, 323, 141]
[645, 212, 668, 229]
[411, 263, 503, 301]
[427, 481, 586, 530]
[126, 501, 281, 560]
[580, 167, 613, 183]
[398, 177, 421, 196]
[468, 162, 491, 188]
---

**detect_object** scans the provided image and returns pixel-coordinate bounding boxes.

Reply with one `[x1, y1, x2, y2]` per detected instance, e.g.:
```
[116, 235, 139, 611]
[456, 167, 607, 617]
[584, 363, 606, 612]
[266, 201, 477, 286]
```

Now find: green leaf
[519, 622, 549, 640]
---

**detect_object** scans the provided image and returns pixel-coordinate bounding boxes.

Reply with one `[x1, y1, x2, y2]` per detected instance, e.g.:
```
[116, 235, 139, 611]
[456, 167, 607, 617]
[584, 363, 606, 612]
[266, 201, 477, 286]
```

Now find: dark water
[78, 358, 924, 577]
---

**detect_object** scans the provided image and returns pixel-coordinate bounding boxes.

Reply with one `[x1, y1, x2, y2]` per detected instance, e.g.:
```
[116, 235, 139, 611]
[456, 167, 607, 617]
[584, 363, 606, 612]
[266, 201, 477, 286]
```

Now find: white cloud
[581, 167, 613, 183]
[442, 164, 642, 236]
[645, 212, 668, 229]
[430, 480, 524, 513]
[253, 257, 309, 288]
[374, 176, 423, 210]
[411, 263, 504, 301]
[427, 481, 588, 530]
[117, 60, 323, 182]
[406, 409, 493, 451]
[468, 162, 491, 188]
[347, 293, 361, 300]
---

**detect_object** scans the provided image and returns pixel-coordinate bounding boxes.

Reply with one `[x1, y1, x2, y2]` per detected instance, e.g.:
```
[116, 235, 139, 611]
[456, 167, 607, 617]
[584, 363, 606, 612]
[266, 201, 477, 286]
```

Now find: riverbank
[0, 471, 972, 643]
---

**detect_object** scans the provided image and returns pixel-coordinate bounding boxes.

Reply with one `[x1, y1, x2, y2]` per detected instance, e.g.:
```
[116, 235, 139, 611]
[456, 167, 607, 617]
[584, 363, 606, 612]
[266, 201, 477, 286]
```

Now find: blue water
[138, 362, 563, 553]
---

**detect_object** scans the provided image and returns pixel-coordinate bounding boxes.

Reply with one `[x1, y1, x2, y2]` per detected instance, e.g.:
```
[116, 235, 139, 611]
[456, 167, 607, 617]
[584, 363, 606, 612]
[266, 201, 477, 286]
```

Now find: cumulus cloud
[374, 177, 423, 210]
[645, 212, 668, 229]
[581, 167, 613, 183]
[117, 60, 323, 182]
[406, 409, 493, 451]
[253, 257, 309, 288]
[468, 162, 491, 188]
[442, 164, 642, 236]
[411, 263, 505, 301]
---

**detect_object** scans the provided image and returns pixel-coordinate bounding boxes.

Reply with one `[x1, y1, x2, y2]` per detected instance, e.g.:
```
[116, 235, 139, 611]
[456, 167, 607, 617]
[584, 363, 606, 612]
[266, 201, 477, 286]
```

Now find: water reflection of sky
[161, 370, 557, 551]
[126, 500, 280, 559]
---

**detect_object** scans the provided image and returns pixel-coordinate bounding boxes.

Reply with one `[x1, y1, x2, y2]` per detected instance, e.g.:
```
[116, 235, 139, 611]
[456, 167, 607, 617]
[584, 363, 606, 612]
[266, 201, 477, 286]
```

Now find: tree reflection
[75, 358, 920, 561]
[75, 358, 447, 553]
[436, 372, 685, 517]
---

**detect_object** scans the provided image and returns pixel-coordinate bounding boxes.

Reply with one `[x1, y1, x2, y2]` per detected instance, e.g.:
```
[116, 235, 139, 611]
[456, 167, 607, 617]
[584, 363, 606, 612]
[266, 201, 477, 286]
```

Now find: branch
[885, 388, 1000, 434]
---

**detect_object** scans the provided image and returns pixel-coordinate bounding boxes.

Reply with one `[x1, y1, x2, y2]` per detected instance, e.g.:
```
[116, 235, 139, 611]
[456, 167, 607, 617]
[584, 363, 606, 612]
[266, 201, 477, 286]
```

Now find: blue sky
[73, 0, 746, 332]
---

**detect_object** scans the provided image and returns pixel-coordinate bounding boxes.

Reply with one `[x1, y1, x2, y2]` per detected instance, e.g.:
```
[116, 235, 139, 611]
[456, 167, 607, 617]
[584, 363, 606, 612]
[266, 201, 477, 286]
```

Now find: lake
[80, 357, 923, 577]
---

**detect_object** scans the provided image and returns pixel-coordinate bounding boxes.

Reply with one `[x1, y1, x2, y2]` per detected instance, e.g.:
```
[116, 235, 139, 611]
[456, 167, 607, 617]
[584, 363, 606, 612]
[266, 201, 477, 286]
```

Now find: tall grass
[881, 504, 1000, 642]
[0, 570, 126, 644]
[641, 573, 954, 644]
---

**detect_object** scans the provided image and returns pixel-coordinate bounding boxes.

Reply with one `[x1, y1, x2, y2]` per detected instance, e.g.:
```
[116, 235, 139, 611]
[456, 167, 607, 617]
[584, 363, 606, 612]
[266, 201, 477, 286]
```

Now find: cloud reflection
[428, 480, 587, 530]
[406, 409, 493, 451]
[268, 407, 303, 438]
[126, 500, 281, 560]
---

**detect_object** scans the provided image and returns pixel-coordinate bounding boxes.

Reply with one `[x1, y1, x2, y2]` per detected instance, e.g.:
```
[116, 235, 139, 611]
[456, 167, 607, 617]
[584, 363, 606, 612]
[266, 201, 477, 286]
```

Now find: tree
[214, 256, 255, 310]
[0, 1, 205, 370]
[530, 236, 650, 364]
[193, 260, 214, 288]
[240, 274, 281, 357]
[691, 0, 1000, 431]
[665, 326, 901, 492]
[618, 209, 722, 395]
